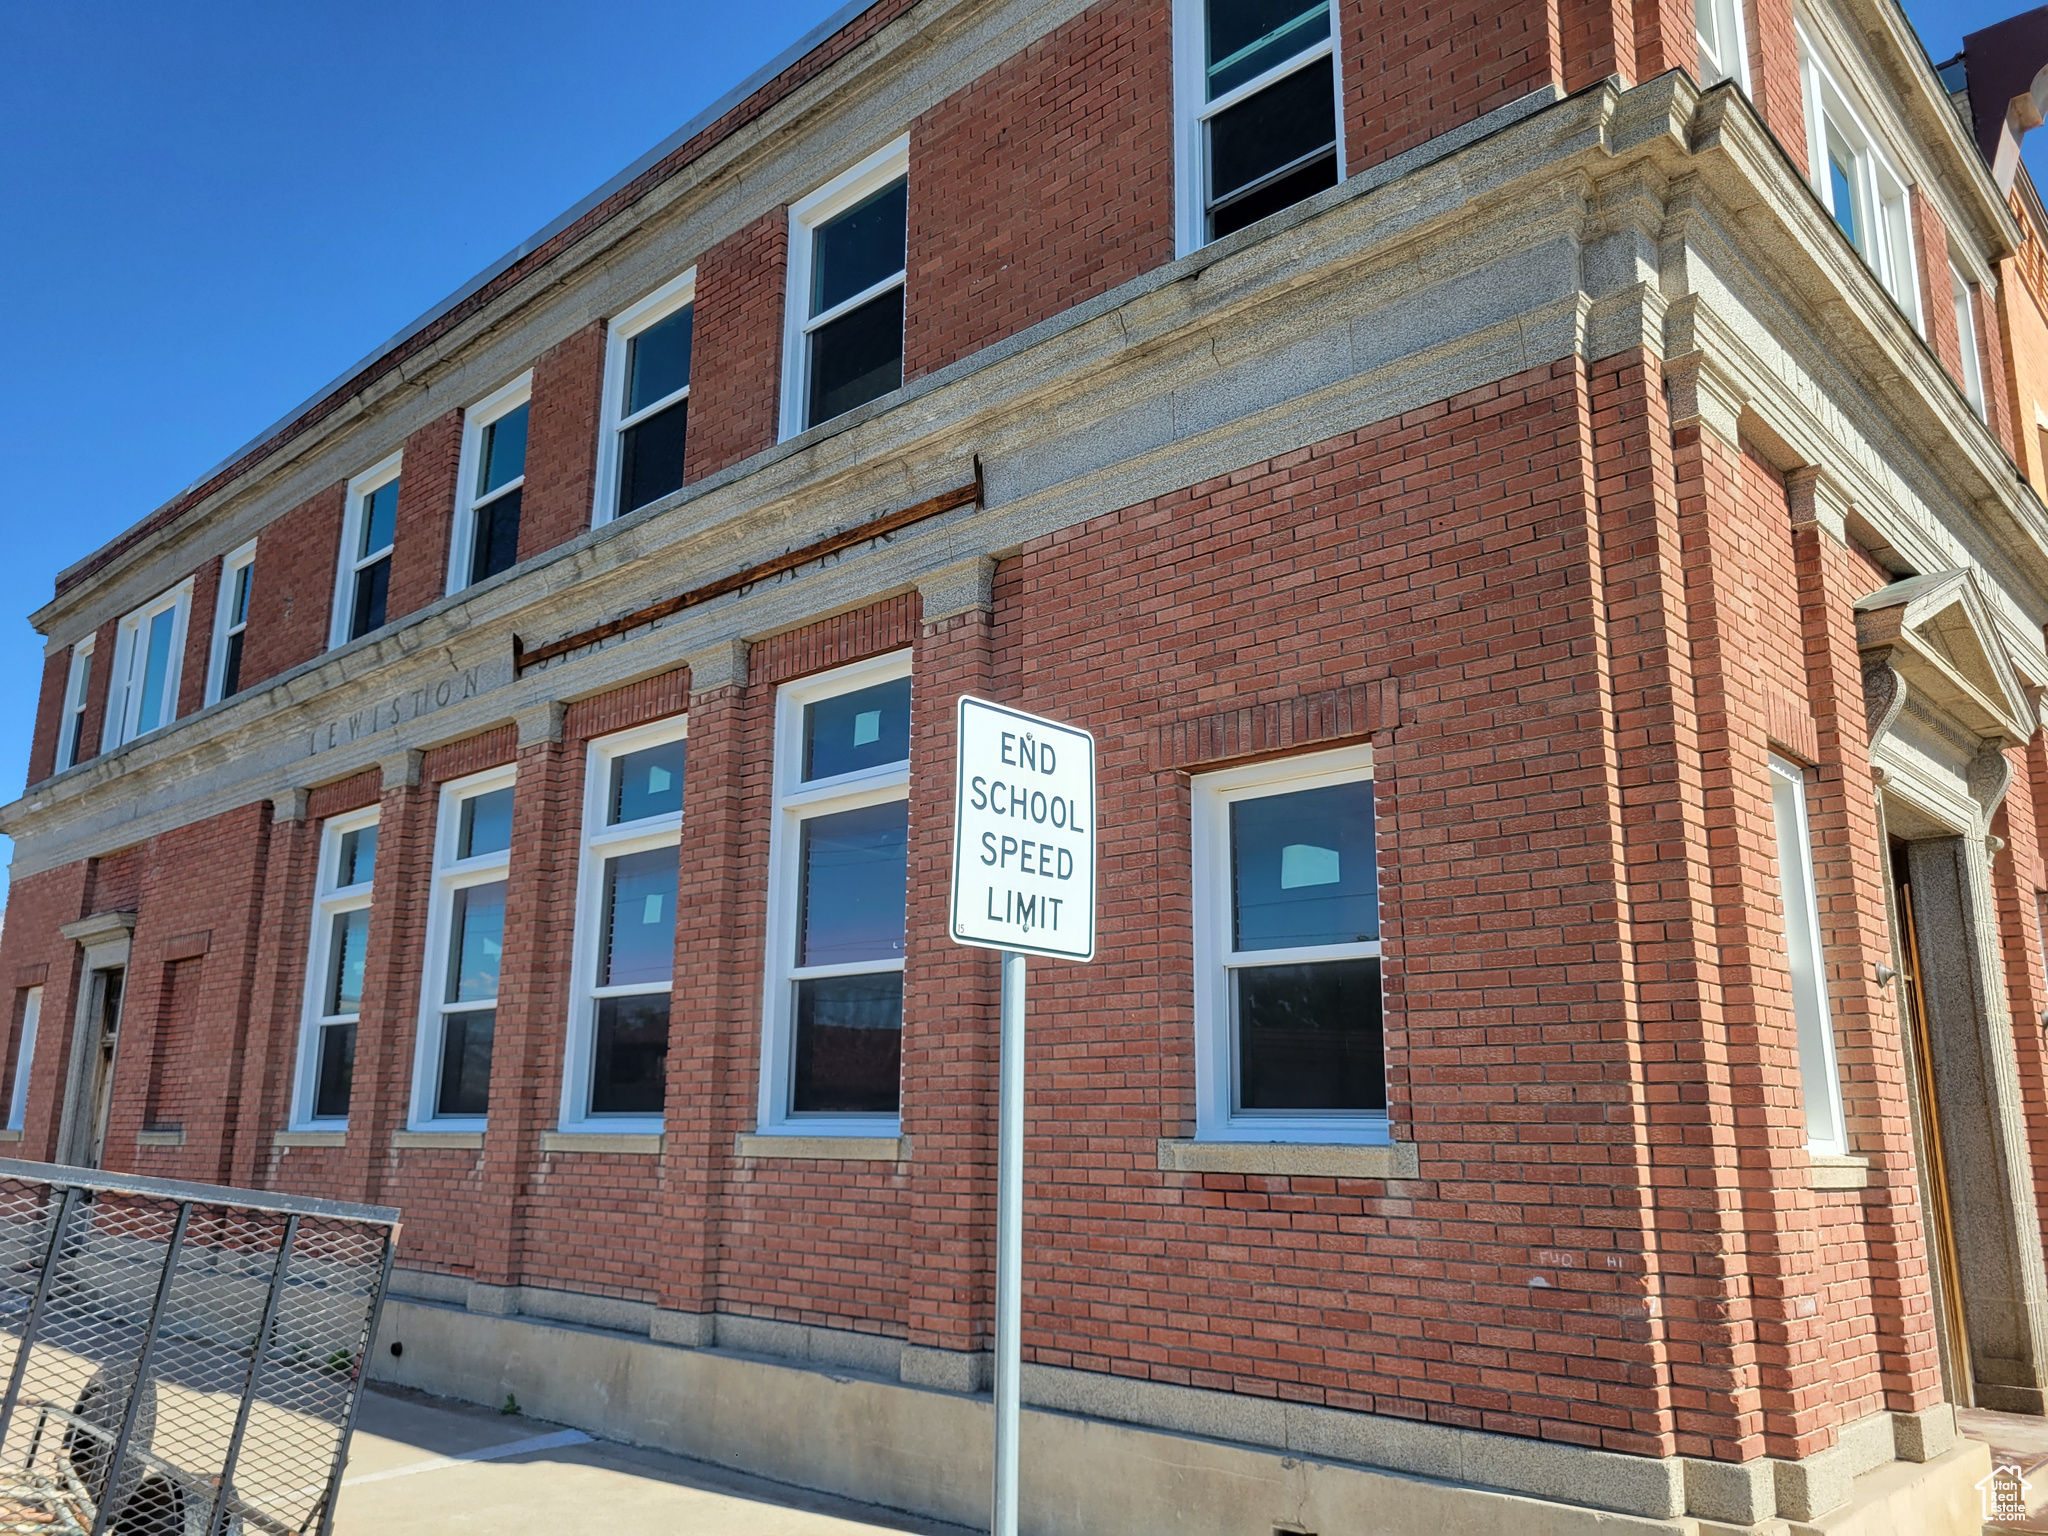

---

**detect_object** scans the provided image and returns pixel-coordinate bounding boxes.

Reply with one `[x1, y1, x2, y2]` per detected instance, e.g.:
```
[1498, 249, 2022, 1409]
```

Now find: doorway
[63, 967, 124, 1170]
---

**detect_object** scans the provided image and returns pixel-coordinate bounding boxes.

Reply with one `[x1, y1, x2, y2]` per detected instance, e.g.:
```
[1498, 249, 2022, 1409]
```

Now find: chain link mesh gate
[0, 1158, 399, 1536]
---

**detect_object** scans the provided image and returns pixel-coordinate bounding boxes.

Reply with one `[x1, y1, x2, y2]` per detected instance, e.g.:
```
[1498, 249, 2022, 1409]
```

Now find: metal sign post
[950, 697, 1096, 1536]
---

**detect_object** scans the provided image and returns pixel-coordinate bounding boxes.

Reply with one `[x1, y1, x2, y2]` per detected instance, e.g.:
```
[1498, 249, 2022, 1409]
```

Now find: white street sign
[949, 696, 1096, 961]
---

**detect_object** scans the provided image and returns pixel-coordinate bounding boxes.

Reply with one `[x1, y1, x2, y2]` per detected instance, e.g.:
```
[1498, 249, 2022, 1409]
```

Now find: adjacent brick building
[7, 0, 2048, 1528]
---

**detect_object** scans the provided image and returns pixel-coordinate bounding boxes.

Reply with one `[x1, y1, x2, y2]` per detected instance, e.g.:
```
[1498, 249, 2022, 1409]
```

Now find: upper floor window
[1799, 28, 1920, 328]
[411, 768, 514, 1129]
[5, 986, 40, 1133]
[103, 581, 193, 751]
[294, 809, 379, 1128]
[453, 377, 529, 592]
[561, 720, 687, 1134]
[1176, 0, 1342, 253]
[1770, 756, 1847, 1155]
[598, 272, 694, 525]
[783, 139, 908, 438]
[1191, 744, 1385, 1142]
[1695, 0, 1750, 89]
[333, 452, 401, 647]
[58, 638, 93, 771]
[759, 653, 912, 1136]
[1952, 262, 1987, 419]
[207, 539, 257, 705]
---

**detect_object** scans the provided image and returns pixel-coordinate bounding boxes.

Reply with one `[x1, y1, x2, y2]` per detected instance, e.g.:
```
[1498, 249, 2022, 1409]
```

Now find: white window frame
[330, 450, 403, 650]
[8, 986, 41, 1132]
[757, 649, 912, 1138]
[448, 374, 533, 596]
[408, 765, 515, 1131]
[1951, 261, 1987, 419]
[560, 716, 688, 1136]
[1172, 0, 1346, 257]
[594, 269, 696, 528]
[102, 579, 194, 752]
[1695, 0, 1751, 90]
[1798, 25, 1921, 330]
[292, 806, 380, 1130]
[205, 538, 258, 706]
[1770, 755, 1848, 1156]
[1191, 742, 1387, 1144]
[778, 137, 911, 442]
[57, 638, 94, 771]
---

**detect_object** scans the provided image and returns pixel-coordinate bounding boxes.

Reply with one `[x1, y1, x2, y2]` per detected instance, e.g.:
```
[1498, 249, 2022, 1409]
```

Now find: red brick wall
[904, 0, 1174, 382]
[74, 617, 118, 767]
[686, 210, 788, 482]
[177, 552, 222, 720]
[1344, 0, 1558, 176]
[1746, 0, 1808, 179]
[26, 647, 69, 786]
[243, 481, 344, 687]
[1914, 191, 1966, 390]
[386, 412, 463, 624]
[520, 322, 606, 560]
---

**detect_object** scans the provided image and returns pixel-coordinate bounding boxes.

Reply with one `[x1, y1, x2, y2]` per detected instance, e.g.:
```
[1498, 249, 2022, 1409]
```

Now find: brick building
[4, 0, 2047, 1526]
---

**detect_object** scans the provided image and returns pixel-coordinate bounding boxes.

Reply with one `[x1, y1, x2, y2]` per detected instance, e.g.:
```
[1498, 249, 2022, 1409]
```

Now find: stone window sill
[274, 1130, 345, 1149]
[0, 1131, 25, 1145]
[734, 1133, 911, 1162]
[541, 1132, 663, 1155]
[1156, 1139, 1419, 1178]
[393, 1130, 484, 1151]
[137, 1130, 185, 1148]
[1810, 1154, 1871, 1190]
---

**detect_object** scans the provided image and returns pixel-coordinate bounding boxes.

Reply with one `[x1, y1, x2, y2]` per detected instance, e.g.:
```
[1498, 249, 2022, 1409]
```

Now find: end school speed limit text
[949, 696, 1096, 961]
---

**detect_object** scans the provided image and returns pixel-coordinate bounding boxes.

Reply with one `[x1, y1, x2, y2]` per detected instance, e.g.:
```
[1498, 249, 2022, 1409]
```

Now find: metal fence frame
[0, 1159, 400, 1536]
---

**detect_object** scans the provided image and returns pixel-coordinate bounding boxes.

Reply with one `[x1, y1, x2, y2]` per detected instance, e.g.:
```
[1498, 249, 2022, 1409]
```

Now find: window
[1800, 29, 1920, 327]
[1175, 0, 1343, 252]
[562, 720, 687, 1132]
[760, 653, 912, 1134]
[453, 376, 530, 591]
[207, 539, 257, 705]
[597, 271, 695, 525]
[782, 139, 908, 438]
[333, 453, 402, 647]
[1191, 744, 1385, 1142]
[7, 987, 40, 1133]
[103, 581, 193, 751]
[411, 769, 514, 1128]
[293, 808, 379, 1127]
[58, 639, 93, 771]
[1770, 756, 1847, 1155]
[1695, 0, 1749, 88]
[1951, 263, 1986, 419]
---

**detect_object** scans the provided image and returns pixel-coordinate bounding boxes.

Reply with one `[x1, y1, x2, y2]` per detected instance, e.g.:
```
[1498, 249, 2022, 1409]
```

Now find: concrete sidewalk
[331, 1385, 976, 1535]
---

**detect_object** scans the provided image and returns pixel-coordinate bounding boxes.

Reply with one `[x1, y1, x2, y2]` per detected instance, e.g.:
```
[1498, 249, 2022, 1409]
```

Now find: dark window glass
[468, 487, 522, 585]
[360, 480, 399, 558]
[221, 630, 244, 698]
[458, 788, 515, 859]
[802, 677, 911, 781]
[1230, 779, 1377, 950]
[326, 909, 369, 1016]
[811, 180, 907, 316]
[313, 1021, 356, 1119]
[1235, 958, 1384, 1111]
[447, 881, 506, 1004]
[627, 306, 694, 415]
[609, 739, 687, 824]
[1207, 0, 1330, 98]
[1208, 55, 1337, 213]
[806, 284, 904, 428]
[619, 399, 688, 515]
[229, 561, 253, 627]
[436, 1010, 494, 1118]
[600, 847, 679, 987]
[338, 826, 378, 887]
[792, 973, 902, 1114]
[65, 654, 91, 768]
[592, 994, 669, 1114]
[1210, 152, 1338, 239]
[798, 801, 909, 967]
[349, 556, 390, 640]
[479, 403, 528, 498]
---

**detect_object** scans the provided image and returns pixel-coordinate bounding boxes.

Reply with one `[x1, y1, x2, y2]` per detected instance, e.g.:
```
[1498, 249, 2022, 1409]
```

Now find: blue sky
[0, 0, 2039, 908]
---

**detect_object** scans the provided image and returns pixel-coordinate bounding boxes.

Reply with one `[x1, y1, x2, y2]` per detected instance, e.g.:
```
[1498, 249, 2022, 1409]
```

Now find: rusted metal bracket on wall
[513, 457, 985, 676]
